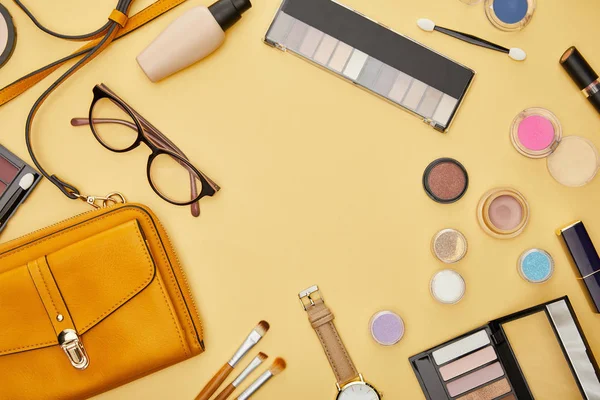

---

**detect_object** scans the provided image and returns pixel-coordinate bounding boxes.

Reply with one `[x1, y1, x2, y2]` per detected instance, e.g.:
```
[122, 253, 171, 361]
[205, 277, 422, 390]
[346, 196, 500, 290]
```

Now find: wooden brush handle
[214, 383, 236, 400]
[195, 363, 233, 400]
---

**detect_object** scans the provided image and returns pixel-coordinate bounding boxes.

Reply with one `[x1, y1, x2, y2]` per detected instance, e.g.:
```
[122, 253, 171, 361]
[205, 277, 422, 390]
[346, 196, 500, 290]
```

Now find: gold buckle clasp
[298, 285, 324, 311]
[58, 329, 89, 370]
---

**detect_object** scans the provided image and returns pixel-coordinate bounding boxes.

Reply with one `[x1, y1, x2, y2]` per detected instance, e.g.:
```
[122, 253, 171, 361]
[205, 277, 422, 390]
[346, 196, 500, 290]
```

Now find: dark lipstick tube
[560, 46, 600, 115]
[557, 221, 600, 313]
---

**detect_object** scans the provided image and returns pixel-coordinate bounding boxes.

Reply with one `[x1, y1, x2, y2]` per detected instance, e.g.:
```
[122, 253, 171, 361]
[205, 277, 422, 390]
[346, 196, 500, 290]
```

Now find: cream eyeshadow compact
[264, 0, 475, 133]
[410, 297, 600, 400]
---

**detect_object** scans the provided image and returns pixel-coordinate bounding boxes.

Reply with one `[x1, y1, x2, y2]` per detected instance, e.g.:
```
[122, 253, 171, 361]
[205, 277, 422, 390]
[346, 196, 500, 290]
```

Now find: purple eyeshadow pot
[369, 310, 405, 346]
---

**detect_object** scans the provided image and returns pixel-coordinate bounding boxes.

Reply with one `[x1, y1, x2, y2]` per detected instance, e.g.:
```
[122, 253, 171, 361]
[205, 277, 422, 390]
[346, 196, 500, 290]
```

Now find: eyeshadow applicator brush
[195, 321, 270, 400]
[417, 18, 526, 61]
[236, 358, 286, 400]
[214, 353, 268, 400]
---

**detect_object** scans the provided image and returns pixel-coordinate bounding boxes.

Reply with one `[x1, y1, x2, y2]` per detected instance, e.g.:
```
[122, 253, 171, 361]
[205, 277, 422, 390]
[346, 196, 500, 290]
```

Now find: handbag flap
[0, 219, 155, 356]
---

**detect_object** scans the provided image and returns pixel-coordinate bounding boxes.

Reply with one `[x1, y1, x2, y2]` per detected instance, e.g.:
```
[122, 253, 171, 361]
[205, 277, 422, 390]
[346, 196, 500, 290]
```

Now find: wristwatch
[299, 285, 382, 400]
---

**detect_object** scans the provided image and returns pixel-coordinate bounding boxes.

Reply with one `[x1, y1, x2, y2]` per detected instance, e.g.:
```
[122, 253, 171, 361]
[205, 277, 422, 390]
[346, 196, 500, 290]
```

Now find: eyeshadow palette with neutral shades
[0, 145, 40, 233]
[264, 0, 475, 133]
[410, 297, 600, 400]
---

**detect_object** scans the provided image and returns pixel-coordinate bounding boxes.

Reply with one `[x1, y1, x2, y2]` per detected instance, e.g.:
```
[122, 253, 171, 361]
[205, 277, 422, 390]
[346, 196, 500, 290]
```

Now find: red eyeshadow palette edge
[410, 296, 600, 400]
[0, 145, 41, 233]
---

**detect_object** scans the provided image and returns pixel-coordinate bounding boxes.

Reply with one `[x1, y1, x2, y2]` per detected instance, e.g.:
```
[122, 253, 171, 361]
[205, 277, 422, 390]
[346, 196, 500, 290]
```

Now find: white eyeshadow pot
[430, 269, 466, 304]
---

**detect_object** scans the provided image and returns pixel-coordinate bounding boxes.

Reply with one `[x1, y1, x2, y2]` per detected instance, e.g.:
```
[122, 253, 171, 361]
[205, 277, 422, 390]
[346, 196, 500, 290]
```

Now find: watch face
[337, 382, 381, 400]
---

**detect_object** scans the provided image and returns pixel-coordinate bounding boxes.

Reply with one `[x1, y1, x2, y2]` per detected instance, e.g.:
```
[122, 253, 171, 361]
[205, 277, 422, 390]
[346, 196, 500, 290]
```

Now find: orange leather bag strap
[1, 0, 188, 199]
[0, 0, 188, 107]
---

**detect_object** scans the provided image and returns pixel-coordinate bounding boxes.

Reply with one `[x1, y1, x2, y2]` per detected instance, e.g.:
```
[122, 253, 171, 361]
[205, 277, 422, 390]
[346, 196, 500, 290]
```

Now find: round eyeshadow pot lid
[422, 158, 469, 204]
[484, 0, 536, 31]
[369, 310, 405, 346]
[431, 228, 468, 264]
[0, 4, 16, 69]
[518, 248, 554, 283]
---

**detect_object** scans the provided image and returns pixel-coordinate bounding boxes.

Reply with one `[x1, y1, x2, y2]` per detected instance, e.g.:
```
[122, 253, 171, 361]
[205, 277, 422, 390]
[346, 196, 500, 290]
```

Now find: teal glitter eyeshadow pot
[518, 249, 554, 283]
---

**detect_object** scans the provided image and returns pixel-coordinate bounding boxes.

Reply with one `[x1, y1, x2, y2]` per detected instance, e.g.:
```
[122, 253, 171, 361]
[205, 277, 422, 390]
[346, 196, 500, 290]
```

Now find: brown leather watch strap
[301, 287, 359, 387]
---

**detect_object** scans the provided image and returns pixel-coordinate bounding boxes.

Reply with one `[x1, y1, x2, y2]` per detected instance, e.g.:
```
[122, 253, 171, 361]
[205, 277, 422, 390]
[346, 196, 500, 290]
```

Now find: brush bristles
[258, 352, 268, 362]
[254, 321, 270, 337]
[269, 358, 286, 375]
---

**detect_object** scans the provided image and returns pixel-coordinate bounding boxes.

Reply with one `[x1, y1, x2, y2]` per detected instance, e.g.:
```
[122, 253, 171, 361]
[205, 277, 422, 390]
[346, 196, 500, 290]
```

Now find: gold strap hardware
[298, 285, 324, 310]
[74, 192, 127, 209]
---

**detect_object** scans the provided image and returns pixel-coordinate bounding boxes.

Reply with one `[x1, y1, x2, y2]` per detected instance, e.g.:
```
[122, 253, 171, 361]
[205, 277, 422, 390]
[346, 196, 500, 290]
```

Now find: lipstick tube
[557, 221, 600, 313]
[560, 46, 600, 115]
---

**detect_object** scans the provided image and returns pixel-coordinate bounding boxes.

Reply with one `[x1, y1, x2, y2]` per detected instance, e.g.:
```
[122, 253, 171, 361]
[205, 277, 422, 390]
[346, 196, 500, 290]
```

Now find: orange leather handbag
[0, 203, 204, 399]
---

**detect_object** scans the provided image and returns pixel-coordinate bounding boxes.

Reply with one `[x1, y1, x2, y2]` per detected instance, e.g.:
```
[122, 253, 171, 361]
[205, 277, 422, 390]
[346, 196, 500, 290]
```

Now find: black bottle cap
[209, 0, 252, 31]
[560, 46, 598, 90]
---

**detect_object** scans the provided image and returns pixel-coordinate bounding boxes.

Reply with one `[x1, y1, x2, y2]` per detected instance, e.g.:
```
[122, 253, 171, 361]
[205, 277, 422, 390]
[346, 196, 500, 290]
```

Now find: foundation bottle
[137, 0, 252, 82]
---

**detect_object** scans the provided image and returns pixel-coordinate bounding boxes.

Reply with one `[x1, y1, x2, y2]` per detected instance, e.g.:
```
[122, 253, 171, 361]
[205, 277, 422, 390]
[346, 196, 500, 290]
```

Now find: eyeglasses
[71, 84, 220, 216]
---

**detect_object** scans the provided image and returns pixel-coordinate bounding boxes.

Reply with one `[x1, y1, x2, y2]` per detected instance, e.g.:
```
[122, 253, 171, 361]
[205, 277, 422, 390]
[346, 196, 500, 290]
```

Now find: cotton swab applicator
[417, 18, 526, 61]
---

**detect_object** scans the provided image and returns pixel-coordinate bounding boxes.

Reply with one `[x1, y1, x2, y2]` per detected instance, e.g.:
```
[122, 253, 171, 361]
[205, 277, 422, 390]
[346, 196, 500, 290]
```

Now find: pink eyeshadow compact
[510, 107, 600, 186]
[510, 108, 561, 158]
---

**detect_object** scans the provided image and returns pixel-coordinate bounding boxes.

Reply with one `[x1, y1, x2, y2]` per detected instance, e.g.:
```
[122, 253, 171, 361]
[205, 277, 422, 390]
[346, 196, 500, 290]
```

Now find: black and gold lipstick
[557, 220, 600, 313]
[560, 46, 600, 115]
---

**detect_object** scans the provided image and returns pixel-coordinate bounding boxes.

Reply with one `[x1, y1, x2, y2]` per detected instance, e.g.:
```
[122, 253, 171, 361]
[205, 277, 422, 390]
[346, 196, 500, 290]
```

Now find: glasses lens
[91, 97, 139, 151]
[149, 153, 203, 204]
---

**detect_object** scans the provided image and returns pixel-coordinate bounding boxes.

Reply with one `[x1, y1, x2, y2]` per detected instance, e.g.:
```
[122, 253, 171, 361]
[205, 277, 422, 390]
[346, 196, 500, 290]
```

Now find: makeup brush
[236, 358, 286, 400]
[0, 173, 36, 229]
[417, 18, 526, 61]
[195, 321, 270, 400]
[214, 353, 268, 400]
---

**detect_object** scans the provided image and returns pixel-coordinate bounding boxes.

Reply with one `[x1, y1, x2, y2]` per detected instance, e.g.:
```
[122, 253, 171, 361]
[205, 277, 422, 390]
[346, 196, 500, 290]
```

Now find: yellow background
[1, 0, 600, 398]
